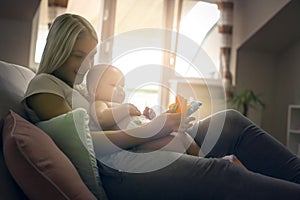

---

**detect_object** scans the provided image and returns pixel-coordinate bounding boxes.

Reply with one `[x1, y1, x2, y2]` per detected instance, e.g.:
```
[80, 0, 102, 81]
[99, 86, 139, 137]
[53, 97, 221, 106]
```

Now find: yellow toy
[168, 95, 202, 116]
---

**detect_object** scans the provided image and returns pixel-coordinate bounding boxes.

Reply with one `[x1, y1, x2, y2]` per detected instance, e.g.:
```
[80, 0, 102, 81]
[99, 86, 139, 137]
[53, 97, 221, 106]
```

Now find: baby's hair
[87, 64, 110, 95]
[86, 64, 121, 96]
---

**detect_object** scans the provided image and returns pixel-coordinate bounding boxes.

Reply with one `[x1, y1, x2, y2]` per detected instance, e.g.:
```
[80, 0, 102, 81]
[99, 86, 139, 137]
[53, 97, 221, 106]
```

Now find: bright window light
[175, 1, 220, 79]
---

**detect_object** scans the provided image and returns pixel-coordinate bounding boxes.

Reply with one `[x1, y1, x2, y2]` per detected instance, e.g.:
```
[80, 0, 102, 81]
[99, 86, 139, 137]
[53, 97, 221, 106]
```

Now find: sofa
[0, 60, 104, 200]
[0, 60, 34, 199]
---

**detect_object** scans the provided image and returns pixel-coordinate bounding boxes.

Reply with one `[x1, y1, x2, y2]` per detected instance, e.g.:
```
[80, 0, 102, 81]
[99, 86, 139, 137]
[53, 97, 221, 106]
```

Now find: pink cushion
[0, 118, 28, 200]
[2, 110, 97, 200]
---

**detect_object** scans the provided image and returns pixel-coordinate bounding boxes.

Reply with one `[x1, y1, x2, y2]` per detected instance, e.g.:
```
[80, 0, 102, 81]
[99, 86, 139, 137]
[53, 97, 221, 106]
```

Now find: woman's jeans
[98, 110, 300, 200]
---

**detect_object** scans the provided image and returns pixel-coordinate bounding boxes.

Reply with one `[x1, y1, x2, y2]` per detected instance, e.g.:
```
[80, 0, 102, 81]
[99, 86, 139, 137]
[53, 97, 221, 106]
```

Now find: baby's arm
[93, 100, 141, 129]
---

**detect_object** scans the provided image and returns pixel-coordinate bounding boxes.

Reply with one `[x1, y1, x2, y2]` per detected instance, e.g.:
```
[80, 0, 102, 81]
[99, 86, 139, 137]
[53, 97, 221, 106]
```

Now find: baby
[86, 64, 203, 156]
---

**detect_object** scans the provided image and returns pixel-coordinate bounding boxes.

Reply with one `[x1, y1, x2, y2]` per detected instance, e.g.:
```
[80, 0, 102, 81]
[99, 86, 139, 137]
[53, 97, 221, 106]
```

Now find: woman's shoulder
[29, 73, 72, 90]
[24, 73, 71, 100]
[30, 73, 66, 86]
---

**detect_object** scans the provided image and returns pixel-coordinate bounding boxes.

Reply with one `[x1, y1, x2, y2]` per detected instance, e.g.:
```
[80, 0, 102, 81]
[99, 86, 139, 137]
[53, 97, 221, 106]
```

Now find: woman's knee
[202, 109, 247, 134]
[202, 109, 244, 126]
[191, 109, 250, 147]
[224, 109, 252, 127]
[224, 109, 244, 120]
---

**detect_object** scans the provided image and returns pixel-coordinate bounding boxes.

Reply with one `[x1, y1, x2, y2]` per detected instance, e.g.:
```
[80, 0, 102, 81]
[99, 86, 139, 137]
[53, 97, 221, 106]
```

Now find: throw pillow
[2, 110, 96, 200]
[36, 108, 107, 200]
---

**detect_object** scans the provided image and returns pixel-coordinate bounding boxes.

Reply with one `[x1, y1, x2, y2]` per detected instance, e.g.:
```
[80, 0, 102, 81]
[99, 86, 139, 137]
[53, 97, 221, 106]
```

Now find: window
[34, 0, 68, 66]
[33, 0, 222, 113]
[103, 0, 221, 111]
[33, 0, 102, 66]
[109, 0, 165, 112]
[174, 1, 220, 79]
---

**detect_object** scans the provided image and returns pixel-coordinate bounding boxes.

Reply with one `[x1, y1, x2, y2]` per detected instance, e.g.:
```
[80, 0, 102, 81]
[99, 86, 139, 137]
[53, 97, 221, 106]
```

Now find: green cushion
[36, 108, 107, 200]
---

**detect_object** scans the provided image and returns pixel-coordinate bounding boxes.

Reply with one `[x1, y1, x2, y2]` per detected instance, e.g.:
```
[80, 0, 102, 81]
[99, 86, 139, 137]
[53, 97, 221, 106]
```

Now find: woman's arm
[91, 112, 195, 156]
[27, 93, 194, 156]
[93, 101, 141, 129]
[26, 93, 72, 121]
[26, 93, 155, 147]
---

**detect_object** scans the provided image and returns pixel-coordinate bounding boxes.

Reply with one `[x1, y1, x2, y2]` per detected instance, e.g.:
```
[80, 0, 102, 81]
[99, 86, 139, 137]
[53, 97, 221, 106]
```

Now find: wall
[0, 0, 40, 67]
[277, 40, 300, 106]
[235, 50, 276, 127]
[233, 0, 290, 48]
[233, 0, 300, 144]
[231, 0, 290, 83]
[274, 40, 300, 143]
[0, 19, 33, 67]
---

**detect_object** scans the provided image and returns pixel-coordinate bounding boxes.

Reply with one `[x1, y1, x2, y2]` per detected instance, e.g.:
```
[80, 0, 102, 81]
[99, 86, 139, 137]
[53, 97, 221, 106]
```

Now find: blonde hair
[37, 13, 98, 74]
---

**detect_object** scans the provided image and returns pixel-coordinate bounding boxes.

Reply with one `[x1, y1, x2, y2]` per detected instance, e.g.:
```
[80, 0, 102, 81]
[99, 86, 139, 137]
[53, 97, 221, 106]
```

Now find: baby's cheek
[121, 91, 125, 101]
[112, 92, 124, 103]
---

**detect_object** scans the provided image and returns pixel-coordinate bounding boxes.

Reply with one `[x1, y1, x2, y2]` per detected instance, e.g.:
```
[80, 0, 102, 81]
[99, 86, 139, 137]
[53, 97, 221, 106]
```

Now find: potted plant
[229, 89, 265, 117]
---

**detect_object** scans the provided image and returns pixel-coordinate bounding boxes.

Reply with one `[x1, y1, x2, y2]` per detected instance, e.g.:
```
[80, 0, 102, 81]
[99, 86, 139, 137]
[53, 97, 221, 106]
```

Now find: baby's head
[87, 64, 125, 103]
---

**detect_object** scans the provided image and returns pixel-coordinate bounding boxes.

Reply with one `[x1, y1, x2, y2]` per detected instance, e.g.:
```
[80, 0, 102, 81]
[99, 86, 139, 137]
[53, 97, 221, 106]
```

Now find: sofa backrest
[0, 60, 35, 119]
[0, 60, 35, 199]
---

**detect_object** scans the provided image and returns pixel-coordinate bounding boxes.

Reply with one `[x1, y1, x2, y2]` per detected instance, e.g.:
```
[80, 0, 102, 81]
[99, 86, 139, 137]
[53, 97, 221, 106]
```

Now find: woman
[23, 13, 300, 200]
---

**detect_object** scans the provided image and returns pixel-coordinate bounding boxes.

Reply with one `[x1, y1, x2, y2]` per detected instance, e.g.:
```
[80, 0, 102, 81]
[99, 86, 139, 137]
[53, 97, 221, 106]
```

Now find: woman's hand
[94, 108, 195, 152]
[148, 112, 195, 139]
[222, 155, 247, 169]
[177, 115, 195, 133]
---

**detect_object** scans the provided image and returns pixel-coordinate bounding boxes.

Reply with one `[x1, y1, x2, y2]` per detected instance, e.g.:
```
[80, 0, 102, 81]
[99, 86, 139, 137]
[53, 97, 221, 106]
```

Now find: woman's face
[54, 36, 98, 87]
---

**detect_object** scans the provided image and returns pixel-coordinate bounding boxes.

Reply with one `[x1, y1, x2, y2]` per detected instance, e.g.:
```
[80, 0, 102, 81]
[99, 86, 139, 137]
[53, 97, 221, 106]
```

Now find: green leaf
[228, 89, 265, 116]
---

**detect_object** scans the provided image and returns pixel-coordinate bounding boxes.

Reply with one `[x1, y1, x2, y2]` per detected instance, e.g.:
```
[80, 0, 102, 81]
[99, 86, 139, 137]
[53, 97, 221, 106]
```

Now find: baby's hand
[143, 107, 156, 120]
[124, 103, 141, 116]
